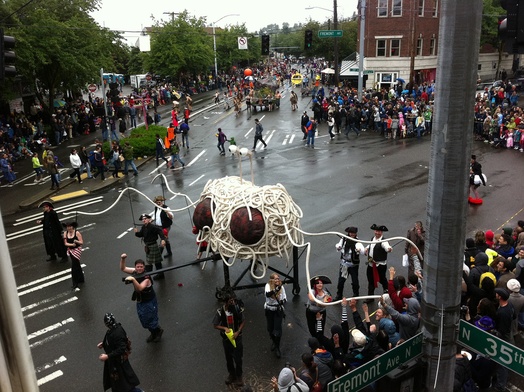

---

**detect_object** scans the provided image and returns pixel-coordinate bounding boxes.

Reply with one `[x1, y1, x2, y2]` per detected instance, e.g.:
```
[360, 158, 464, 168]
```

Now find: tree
[146, 11, 213, 84]
[1, 0, 123, 115]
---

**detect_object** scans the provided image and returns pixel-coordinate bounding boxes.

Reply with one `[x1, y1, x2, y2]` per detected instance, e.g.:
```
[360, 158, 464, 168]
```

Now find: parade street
[2, 85, 523, 391]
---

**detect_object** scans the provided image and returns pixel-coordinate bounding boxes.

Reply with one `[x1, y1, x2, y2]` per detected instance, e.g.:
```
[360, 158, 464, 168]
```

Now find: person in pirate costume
[364, 224, 393, 303]
[120, 253, 164, 343]
[62, 221, 85, 291]
[335, 226, 365, 300]
[134, 214, 167, 280]
[36, 201, 67, 262]
[152, 196, 173, 259]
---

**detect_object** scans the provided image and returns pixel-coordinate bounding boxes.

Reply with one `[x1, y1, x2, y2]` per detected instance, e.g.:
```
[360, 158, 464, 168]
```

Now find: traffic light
[499, 0, 521, 53]
[109, 82, 121, 106]
[305, 30, 313, 50]
[0, 29, 16, 81]
[261, 34, 270, 55]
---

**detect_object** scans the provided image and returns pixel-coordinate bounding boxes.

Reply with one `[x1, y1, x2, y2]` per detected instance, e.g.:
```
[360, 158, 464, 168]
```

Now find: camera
[285, 362, 293, 369]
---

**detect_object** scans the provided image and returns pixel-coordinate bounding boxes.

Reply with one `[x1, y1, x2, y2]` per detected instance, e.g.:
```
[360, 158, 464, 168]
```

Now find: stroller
[301, 86, 310, 97]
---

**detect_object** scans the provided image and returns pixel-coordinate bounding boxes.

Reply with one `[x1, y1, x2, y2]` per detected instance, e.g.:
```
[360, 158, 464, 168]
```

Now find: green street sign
[349, 68, 374, 74]
[318, 30, 343, 38]
[327, 332, 423, 392]
[458, 320, 524, 376]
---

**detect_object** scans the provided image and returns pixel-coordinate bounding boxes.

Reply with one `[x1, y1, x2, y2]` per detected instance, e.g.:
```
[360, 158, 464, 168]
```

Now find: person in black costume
[97, 313, 142, 392]
[36, 201, 67, 262]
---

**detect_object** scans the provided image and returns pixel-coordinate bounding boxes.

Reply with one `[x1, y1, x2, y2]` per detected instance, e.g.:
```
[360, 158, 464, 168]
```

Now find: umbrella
[310, 275, 332, 288]
[244, 76, 254, 81]
[396, 78, 405, 84]
[321, 68, 335, 74]
[53, 99, 66, 108]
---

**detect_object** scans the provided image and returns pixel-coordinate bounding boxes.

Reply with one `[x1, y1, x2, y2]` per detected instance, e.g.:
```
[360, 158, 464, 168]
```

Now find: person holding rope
[335, 226, 365, 300]
[264, 273, 287, 359]
[120, 254, 164, 343]
[364, 224, 392, 303]
[134, 214, 167, 280]
[152, 196, 174, 259]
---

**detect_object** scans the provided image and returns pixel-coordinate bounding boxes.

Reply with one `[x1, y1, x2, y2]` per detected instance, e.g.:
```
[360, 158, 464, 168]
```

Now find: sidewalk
[14, 87, 219, 211]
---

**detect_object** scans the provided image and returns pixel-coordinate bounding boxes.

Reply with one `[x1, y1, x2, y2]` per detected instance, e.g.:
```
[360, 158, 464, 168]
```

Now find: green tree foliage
[146, 11, 213, 82]
[1, 0, 127, 114]
[481, 0, 504, 48]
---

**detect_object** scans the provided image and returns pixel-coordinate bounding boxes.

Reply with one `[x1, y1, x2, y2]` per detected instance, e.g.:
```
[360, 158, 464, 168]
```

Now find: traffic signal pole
[423, 1, 483, 390]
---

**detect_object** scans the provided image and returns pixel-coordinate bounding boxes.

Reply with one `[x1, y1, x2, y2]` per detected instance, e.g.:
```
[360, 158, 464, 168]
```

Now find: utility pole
[163, 12, 178, 22]
[423, 1, 483, 390]
[333, 0, 339, 87]
[357, 0, 366, 100]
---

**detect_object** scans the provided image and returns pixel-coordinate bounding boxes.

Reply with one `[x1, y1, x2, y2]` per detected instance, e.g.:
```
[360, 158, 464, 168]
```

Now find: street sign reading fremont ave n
[318, 30, 343, 38]
[458, 319, 524, 376]
[328, 332, 423, 392]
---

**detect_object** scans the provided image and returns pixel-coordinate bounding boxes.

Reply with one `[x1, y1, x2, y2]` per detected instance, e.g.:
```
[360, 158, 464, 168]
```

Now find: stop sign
[88, 84, 97, 92]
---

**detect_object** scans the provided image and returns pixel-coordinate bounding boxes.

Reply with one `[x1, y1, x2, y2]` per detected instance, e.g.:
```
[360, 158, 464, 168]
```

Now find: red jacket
[388, 280, 412, 312]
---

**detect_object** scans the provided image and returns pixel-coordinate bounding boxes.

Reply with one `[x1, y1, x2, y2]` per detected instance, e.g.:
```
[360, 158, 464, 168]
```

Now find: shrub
[102, 124, 169, 158]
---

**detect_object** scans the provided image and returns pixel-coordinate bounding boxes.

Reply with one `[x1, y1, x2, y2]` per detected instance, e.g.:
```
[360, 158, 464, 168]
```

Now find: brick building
[357, 0, 440, 90]
[347, 0, 514, 90]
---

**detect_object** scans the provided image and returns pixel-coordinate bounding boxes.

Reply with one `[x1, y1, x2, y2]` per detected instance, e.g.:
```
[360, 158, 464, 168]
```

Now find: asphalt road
[3, 82, 524, 392]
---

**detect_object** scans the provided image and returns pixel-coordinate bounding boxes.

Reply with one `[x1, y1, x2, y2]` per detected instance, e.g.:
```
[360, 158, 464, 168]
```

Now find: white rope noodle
[281, 219, 407, 307]
[196, 176, 303, 279]
[62, 186, 198, 217]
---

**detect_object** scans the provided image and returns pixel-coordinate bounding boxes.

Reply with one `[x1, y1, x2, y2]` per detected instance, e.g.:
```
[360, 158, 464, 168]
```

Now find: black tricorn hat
[38, 200, 54, 209]
[370, 224, 388, 232]
[139, 214, 152, 221]
[345, 226, 358, 234]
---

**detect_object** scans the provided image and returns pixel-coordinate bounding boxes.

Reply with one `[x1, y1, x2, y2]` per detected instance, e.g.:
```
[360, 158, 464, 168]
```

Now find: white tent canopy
[321, 67, 335, 74]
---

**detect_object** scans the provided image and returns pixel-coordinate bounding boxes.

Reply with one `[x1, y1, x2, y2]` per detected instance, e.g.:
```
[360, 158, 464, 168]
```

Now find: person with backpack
[179, 120, 190, 149]
[91, 146, 106, 181]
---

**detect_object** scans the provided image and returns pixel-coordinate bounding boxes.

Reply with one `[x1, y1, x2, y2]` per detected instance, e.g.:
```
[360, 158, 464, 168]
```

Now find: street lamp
[212, 14, 240, 87]
[305, 1, 340, 87]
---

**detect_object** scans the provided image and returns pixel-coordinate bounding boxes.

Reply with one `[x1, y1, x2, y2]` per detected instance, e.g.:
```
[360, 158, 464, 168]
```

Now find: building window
[378, 0, 388, 17]
[418, 0, 425, 16]
[416, 37, 423, 56]
[433, 0, 438, 17]
[391, 39, 400, 56]
[392, 0, 403, 16]
[377, 39, 386, 56]
[429, 37, 436, 55]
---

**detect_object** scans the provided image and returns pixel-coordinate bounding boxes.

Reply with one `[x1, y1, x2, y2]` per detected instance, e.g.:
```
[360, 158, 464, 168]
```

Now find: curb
[18, 156, 154, 210]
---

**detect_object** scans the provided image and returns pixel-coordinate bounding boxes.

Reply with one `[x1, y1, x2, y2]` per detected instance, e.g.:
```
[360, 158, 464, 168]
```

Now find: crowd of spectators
[475, 80, 524, 151]
[459, 220, 524, 391]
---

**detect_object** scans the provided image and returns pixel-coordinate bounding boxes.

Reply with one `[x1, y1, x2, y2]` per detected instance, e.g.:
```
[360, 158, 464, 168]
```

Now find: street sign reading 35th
[318, 30, 343, 38]
[458, 319, 524, 376]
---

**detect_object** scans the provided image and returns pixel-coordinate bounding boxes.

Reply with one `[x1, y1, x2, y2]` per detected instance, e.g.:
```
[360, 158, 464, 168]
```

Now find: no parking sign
[238, 36, 248, 50]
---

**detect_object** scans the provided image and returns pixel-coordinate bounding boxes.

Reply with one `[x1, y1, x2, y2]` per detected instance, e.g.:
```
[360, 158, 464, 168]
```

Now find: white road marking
[21, 291, 71, 312]
[37, 370, 64, 386]
[24, 297, 78, 319]
[30, 329, 70, 349]
[35, 356, 67, 373]
[28, 318, 75, 340]
[188, 174, 205, 187]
